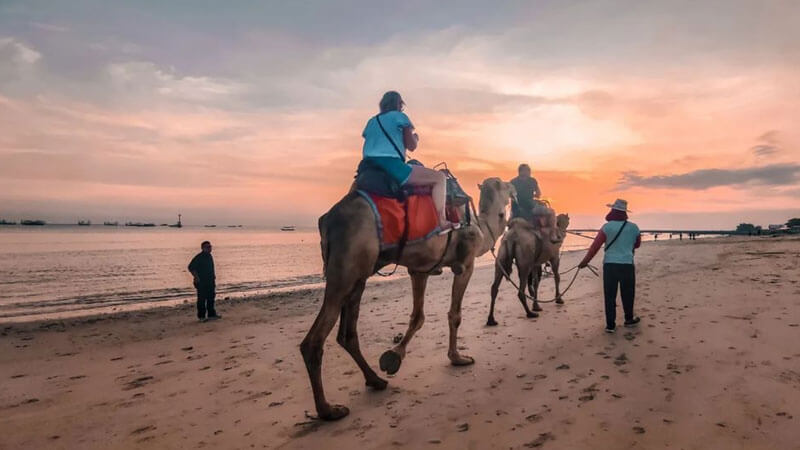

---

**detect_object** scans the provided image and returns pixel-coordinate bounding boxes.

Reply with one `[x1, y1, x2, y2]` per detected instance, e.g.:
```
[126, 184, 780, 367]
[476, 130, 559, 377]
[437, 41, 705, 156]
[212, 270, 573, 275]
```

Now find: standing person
[360, 91, 458, 231]
[510, 163, 541, 221]
[578, 199, 641, 333]
[188, 241, 220, 322]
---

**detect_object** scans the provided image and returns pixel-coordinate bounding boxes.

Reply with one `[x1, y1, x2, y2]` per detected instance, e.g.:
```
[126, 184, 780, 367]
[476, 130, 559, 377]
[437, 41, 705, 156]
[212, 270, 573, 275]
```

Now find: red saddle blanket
[358, 191, 440, 247]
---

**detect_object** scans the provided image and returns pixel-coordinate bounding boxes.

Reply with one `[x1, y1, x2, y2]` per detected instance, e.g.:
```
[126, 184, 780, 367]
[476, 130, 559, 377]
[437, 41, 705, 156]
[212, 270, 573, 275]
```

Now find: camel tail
[318, 213, 329, 278]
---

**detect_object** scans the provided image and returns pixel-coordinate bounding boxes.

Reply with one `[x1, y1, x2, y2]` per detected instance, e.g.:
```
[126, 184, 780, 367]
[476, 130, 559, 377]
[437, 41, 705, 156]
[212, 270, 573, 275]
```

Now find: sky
[0, 0, 798, 229]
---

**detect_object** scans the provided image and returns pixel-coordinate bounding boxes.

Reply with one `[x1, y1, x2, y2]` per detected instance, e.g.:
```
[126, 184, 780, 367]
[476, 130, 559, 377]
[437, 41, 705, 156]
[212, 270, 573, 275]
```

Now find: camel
[487, 213, 570, 326]
[300, 177, 516, 420]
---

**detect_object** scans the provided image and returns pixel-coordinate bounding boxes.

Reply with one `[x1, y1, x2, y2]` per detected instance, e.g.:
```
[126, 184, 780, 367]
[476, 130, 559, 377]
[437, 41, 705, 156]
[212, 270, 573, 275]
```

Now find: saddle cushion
[357, 191, 440, 248]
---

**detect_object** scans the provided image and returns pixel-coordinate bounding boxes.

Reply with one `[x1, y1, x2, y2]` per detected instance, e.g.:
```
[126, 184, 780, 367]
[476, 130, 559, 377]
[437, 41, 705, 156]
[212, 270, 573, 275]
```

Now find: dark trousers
[603, 263, 635, 328]
[196, 283, 216, 319]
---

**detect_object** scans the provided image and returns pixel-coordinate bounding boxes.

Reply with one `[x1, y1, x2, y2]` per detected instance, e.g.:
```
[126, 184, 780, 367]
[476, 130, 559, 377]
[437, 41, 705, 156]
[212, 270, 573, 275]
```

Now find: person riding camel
[360, 91, 458, 232]
[510, 164, 541, 221]
[511, 164, 559, 242]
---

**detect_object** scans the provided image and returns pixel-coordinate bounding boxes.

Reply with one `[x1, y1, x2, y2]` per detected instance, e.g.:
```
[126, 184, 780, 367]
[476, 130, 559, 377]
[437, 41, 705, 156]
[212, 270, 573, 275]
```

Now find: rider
[510, 164, 541, 221]
[361, 91, 456, 231]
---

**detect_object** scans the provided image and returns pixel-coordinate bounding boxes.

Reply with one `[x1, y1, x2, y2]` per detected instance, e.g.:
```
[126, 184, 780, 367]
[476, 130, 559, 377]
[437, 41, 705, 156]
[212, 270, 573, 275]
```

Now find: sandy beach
[1, 236, 798, 449]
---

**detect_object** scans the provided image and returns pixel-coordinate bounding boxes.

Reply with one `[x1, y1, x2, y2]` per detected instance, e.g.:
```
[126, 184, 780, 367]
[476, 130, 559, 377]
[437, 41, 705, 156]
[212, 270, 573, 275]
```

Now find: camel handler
[578, 199, 642, 333]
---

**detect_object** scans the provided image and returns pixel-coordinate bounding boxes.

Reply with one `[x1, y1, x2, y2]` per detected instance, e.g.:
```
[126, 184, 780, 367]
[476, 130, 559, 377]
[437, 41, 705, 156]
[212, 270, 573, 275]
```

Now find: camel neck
[476, 212, 505, 256]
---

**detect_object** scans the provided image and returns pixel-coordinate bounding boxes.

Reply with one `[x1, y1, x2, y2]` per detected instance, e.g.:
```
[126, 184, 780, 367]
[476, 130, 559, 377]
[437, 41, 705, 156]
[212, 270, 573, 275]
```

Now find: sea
[0, 225, 600, 322]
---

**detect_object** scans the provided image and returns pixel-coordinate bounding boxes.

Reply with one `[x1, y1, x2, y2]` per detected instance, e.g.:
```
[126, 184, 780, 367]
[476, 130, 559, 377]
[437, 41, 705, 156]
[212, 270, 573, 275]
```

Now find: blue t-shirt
[601, 220, 641, 264]
[362, 111, 413, 159]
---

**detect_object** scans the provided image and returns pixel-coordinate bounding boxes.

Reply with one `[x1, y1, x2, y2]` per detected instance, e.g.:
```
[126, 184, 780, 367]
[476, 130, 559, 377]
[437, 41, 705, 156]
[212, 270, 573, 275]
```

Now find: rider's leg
[406, 166, 448, 226]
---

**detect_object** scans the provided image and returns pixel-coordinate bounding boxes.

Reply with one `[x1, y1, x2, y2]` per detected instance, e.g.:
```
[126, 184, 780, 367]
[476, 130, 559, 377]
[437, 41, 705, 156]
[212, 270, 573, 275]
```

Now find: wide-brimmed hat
[606, 198, 631, 212]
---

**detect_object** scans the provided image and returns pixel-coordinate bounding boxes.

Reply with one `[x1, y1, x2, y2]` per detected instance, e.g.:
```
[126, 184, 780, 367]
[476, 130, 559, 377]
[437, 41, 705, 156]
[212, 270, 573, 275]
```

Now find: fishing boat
[78, 220, 91, 226]
[0, 219, 16, 225]
[21, 219, 46, 226]
[103, 221, 119, 226]
[125, 222, 156, 227]
[204, 224, 217, 228]
[280, 225, 296, 232]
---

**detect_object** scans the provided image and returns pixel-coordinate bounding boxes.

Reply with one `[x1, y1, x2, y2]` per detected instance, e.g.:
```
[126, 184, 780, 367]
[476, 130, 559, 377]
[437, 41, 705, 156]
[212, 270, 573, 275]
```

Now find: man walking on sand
[188, 241, 221, 322]
[578, 199, 641, 333]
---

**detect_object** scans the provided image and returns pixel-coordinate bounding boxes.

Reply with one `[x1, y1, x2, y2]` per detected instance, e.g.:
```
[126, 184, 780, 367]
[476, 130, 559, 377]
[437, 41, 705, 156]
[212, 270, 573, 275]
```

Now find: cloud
[618, 163, 800, 190]
[751, 129, 782, 157]
[0, 37, 41, 65]
[106, 61, 244, 104]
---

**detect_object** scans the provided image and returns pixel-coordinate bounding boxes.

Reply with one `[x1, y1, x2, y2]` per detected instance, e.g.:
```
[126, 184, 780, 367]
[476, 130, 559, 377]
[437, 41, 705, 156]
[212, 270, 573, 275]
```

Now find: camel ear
[477, 183, 482, 190]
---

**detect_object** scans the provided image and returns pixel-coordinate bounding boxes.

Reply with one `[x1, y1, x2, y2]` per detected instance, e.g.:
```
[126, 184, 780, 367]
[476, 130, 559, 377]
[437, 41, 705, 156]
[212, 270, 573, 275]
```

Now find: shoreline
[0, 236, 699, 325]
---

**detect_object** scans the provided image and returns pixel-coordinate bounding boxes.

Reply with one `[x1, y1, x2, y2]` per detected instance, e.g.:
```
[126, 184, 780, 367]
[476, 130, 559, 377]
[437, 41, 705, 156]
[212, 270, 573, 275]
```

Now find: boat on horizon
[103, 221, 119, 226]
[78, 220, 91, 226]
[125, 222, 156, 227]
[21, 219, 46, 226]
[280, 225, 296, 232]
[0, 219, 16, 225]
[204, 224, 217, 228]
[227, 225, 243, 228]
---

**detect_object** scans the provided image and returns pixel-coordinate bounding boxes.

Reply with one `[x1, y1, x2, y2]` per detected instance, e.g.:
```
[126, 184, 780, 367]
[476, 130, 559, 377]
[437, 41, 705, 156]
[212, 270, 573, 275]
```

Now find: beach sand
[1, 236, 798, 449]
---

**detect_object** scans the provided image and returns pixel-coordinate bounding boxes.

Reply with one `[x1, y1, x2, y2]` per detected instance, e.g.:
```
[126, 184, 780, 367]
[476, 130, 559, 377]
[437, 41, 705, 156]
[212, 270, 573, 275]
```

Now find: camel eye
[499, 212, 505, 219]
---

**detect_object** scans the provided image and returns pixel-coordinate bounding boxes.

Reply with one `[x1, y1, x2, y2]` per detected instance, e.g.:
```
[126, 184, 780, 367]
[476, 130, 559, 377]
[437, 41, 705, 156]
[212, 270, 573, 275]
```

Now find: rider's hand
[578, 261, 588, 269]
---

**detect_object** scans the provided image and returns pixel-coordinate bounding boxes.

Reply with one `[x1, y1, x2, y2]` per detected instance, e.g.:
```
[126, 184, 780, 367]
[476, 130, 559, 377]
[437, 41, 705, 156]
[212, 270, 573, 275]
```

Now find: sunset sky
[1, 0, 798, 229]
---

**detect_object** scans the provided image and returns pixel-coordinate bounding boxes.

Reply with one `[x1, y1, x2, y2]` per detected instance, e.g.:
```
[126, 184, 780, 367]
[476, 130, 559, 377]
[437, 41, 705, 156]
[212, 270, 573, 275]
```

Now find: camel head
[477, 177, 516, 221]
[556, 213, 570, 231]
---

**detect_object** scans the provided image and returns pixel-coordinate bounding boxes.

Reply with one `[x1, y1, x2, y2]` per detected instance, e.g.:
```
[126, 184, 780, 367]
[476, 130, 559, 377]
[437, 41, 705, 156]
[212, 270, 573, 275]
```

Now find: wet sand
[1, 236, 799, 449]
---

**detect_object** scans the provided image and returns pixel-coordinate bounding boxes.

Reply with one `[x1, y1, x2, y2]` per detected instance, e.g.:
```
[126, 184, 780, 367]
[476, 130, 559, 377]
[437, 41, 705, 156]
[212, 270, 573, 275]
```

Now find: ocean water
[0, 225, 597, 322]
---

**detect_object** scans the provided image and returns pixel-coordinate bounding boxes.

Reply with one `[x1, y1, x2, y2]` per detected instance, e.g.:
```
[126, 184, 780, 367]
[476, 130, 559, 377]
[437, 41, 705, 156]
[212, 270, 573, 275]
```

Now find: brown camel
[487, 213, 570, 326]
[300, 177, 516, 420]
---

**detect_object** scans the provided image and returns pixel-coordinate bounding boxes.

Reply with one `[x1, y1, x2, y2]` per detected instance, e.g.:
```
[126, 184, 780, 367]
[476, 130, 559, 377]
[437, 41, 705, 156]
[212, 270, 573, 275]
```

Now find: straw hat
[606, 198, 631, 212]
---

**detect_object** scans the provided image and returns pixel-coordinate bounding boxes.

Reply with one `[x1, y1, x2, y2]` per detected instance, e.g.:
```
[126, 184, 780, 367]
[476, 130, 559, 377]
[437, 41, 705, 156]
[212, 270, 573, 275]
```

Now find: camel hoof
[319, 404, 350, 421]
[527, 311, 539, 318]
[366, 376, 388, 390]
[555, 298, 564, 305]
[379, 350, 402, 375]
[532, 304, 543, 312]
[486, 317, 498, 327]
[450, 355, 475, 366]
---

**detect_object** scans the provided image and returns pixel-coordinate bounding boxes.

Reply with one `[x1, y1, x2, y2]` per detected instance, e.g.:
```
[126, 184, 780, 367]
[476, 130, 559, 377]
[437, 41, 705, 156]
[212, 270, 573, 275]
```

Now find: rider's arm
[403, 126, 418, 151]
[579, 230, 606, 267]
[634, 233, 642, 249]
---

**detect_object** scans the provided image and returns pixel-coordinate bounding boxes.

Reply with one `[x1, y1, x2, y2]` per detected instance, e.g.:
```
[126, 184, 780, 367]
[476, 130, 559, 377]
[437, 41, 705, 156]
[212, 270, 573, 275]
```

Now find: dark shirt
[188, 252, 215, 285]
[510, 175, 540, 219]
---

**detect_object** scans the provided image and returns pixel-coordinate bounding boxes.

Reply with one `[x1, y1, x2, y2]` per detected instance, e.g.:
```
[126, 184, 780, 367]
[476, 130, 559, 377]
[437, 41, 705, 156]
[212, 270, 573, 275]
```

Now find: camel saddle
[355, 161, 471, 252]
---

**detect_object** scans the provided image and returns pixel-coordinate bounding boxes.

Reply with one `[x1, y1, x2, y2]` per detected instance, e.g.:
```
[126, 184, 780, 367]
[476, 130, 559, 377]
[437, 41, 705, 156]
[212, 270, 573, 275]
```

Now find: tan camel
[486, 213, 570, 326]
[300, 177, 516, 420]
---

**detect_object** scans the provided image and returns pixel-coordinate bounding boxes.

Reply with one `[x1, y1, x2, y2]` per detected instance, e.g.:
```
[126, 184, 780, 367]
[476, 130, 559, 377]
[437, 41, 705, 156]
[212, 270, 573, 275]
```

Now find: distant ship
[21, 220, 46, 226]
[103, 221, 119, 226]
[227, 225, 243, 228]
[204, 224, 217, 228]
[78, 220, 91, 226]
[280, 226, 296, 232]
[0, 219, 16, 225]
[125, 222, 156, 227]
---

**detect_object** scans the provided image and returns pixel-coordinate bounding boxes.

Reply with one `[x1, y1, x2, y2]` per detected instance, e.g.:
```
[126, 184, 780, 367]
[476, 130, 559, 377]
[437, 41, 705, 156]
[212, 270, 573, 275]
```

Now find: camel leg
[336, 279, 388, 390]
[518, 264, 538, 318]
[300, 278, 355, 421]
[531, 265, 543, 311]
[380, 273, 428, 375]
[487, 262, 508, 326]
[449, 263, 476, 366]
[552, 257, 564, 304]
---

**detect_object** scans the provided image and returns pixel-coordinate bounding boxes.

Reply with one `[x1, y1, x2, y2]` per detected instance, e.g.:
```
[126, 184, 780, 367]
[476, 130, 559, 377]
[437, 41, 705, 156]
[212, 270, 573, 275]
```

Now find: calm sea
[0, 225, 597, 322]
